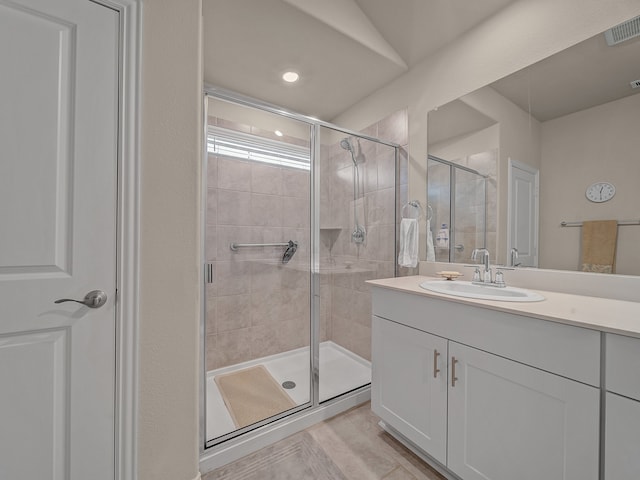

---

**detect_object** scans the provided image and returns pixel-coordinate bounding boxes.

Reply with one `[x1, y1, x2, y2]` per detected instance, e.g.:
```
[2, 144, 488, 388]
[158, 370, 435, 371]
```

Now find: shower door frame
[200, 86, 400, 468]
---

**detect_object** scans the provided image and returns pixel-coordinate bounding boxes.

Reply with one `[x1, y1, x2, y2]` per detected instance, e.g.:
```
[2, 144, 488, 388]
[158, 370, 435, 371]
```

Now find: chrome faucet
[471, 248, 492, 284]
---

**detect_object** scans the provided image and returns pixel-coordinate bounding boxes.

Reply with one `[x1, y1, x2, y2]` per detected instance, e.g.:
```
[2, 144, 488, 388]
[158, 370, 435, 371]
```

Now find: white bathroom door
[508, 159, 539, 267]
[0, 1, 119, 479]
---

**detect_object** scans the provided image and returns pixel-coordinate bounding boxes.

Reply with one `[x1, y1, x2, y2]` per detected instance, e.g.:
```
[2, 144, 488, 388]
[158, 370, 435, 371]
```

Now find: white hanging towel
[398, 218, 419, 268]
[426, 219, 435, 262]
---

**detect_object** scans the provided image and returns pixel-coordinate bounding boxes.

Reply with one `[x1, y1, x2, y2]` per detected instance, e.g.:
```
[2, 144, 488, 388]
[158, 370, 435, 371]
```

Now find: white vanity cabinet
[372, 316, 448, 464]
[447, 342, 599, 480]
[604, 334, 640, 480]
[371, 286, 601, 480]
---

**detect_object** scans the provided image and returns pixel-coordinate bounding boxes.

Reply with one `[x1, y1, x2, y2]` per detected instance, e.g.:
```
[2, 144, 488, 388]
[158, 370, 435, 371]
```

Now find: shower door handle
[55, 290, 108, 308]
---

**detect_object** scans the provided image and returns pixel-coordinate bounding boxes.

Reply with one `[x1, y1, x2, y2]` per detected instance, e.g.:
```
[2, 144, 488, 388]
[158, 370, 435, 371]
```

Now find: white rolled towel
[426, 219, 435, 262]
[398, 218, 419, 268]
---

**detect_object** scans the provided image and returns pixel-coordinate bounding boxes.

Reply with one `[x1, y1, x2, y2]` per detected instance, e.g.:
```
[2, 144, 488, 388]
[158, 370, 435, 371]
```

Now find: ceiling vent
[631, 79, 640, 89]
[604, 15, 640, 45]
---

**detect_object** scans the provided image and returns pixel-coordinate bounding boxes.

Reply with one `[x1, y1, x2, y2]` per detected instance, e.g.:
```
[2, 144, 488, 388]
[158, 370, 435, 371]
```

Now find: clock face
[586, 182, 615, 203]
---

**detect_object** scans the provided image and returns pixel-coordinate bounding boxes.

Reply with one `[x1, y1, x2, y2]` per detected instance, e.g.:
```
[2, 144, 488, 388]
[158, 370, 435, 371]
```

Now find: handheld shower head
[340, 138, 353, 152]
[281, 240, 298, 264]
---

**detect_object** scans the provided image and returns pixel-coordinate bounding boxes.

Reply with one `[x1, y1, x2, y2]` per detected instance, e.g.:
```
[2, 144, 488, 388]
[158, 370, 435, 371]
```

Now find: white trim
[199, 387, 370, 473]
[199, 94, 209, 457]
[92, 1, 142, 479]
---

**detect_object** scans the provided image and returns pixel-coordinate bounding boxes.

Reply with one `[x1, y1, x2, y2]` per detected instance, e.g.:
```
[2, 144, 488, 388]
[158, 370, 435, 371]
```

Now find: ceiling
[428, 100, 497, 145]
[203, 0, 517, 120]
[429, 29, 640, 144]
[490, 32, 640, 122]
[203, 2, 640, 123]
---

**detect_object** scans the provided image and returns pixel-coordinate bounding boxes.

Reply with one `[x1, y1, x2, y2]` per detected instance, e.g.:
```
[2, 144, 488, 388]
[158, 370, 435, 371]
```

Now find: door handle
[433, 349, 440, 378]
[55, 290, 108, 308]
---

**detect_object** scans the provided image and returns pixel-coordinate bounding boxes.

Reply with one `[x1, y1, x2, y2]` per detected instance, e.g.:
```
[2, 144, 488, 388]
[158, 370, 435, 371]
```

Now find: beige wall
[139, 1, 202, 479]
[539, 93, 640, 275]
[333, 0, 640, 263]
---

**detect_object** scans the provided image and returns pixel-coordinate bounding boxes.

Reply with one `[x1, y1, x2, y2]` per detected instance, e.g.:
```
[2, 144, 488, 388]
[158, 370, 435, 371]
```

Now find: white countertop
[367, 275, 640, 339]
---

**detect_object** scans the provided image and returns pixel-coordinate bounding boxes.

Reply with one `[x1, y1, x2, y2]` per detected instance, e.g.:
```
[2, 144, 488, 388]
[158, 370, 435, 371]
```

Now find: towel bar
[560, 220, 640, 227]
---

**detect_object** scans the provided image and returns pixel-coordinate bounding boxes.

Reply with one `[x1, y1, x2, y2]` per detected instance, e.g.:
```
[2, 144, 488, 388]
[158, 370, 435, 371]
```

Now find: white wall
[139, 1, 202, 479]
[539, 93, 640, 275]
[333, 0, 640, 262]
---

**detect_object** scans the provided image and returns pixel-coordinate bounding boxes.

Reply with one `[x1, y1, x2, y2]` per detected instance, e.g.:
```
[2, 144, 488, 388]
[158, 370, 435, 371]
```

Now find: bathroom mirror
[427, 22, 640, 275]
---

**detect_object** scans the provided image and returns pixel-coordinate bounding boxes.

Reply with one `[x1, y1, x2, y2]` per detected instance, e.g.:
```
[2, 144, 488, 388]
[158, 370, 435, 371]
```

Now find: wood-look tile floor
[203, 402, 446, 480]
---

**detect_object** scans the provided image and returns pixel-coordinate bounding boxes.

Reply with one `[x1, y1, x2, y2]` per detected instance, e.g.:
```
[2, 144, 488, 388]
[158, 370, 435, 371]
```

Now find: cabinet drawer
[606, 334, 640, 400]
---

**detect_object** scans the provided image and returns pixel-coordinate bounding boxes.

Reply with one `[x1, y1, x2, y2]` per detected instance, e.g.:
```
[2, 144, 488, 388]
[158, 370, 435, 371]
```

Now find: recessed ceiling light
[274, 130, 283, 137]
[282, 71, 300, 83]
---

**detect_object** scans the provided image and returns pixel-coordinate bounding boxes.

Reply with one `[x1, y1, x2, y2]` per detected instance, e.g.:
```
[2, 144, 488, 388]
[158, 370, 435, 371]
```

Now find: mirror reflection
[428, 23, 640, 275]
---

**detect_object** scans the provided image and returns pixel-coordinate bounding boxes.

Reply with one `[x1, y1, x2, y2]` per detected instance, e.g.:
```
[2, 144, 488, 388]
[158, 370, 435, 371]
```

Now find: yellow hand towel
[580, 220, 618, 273]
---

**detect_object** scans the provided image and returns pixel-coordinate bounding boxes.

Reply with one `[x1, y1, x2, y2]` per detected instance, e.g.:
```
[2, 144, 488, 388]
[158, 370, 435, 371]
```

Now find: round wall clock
[585, 182, 615, 203]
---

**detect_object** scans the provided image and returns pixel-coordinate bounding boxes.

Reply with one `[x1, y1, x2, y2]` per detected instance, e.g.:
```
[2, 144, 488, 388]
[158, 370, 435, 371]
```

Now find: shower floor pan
[206, 341, 371, 440]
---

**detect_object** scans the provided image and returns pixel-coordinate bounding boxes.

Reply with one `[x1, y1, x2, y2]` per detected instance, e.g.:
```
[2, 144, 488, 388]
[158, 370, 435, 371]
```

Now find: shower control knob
[352, 226, 366, 244]
[55, 290, 108, 308]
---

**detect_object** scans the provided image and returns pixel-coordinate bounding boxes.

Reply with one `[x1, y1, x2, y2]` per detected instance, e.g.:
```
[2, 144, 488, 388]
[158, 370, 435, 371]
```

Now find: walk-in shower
[201, 89, 400, 469]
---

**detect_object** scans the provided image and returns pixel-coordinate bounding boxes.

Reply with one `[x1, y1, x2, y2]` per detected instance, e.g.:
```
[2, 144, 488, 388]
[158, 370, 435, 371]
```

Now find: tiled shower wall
[206, 109, 408, 369]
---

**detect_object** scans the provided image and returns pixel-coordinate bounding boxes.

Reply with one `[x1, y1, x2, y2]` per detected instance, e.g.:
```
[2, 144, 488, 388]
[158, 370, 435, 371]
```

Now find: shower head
[340, 137, 361, 167]
[340, 138, 353, 152]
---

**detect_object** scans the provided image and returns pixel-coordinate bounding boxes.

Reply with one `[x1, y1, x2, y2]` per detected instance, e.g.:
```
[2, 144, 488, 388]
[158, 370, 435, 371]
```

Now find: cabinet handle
[451, 356, 458, 387]
[433, 349, 440, 378]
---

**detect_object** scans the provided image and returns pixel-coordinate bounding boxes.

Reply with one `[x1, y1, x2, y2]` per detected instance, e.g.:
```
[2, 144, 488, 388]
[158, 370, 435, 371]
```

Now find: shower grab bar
[560, 220, 640, 227]
[230, 241, 296, 251]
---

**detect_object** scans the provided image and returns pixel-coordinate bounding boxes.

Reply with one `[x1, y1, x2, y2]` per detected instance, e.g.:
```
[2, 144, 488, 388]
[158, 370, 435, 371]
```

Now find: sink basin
[419, 280, 544, 302]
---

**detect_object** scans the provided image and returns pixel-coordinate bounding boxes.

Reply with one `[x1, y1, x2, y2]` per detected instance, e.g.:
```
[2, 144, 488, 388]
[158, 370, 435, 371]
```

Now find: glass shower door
[453, 169, 486, 263]
[316, 125, 397, 403]
[204, 96, 313, 447]
[427, 157, 451, 262]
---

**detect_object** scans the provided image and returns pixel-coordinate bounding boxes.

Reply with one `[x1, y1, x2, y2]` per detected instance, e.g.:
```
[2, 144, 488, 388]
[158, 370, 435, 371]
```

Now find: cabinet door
[447, 342, 599, 480]
[372, 316, 448, 464]
[605, 392, 640, 479]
